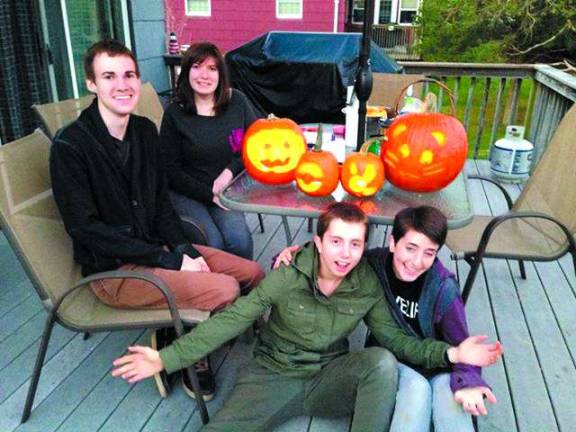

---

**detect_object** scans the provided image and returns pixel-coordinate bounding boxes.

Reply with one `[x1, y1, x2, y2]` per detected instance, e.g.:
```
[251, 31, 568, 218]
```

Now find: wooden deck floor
[1, 161, 574, 431]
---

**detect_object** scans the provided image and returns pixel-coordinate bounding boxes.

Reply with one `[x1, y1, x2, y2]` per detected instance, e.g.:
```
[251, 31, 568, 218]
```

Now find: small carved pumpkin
[341, 141, 386, 198]
[382, 112, 468, 192]
[242, 115, 307, 184]
[295, 124, 339, 196]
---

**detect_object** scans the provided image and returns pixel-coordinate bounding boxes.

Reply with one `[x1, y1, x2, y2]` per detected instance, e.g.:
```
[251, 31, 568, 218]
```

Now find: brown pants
[90, 244, 265, 312]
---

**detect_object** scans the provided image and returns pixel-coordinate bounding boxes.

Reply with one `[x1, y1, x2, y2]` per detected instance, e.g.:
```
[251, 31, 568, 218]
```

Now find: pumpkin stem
[314, 123, 324, 152]
[360, 138, 379, 154]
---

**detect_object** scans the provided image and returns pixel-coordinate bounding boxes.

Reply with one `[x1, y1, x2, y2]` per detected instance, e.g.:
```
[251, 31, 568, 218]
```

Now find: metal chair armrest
[52, 270, 186, 336]
[468, 175, 513, 210]
[476, 211, 575, 261]
[461, 211, 575, 303]
[44, 270, 210, 423]
[180, 215, 209, 246]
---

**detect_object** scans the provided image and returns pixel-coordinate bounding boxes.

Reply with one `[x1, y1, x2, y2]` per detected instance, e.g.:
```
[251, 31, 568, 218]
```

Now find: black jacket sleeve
[152, 141, 201, 259]
[50, 138, 187, 269]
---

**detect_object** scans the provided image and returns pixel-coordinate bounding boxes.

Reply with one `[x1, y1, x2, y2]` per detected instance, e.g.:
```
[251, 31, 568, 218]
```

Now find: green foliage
[418, 0, 575, 63]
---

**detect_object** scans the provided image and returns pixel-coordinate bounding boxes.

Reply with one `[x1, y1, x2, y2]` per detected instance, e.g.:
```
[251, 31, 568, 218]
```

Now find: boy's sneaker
[150, 328, 176, 397]
[182, 357, 215, 401]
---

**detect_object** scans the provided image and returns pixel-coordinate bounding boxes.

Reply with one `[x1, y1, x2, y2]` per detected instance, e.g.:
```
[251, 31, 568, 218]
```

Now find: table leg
[369, 223, 376, 243]
[281, 216, 292, 245]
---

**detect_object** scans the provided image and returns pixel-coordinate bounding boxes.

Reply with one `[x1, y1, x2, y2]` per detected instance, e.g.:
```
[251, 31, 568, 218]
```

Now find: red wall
[165, 0, 348, 53]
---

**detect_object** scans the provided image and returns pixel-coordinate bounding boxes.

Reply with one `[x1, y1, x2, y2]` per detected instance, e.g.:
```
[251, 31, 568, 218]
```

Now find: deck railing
[372, 25, 420, 60]
[396, 62, 576, 165]
[346, 23, 420, 60]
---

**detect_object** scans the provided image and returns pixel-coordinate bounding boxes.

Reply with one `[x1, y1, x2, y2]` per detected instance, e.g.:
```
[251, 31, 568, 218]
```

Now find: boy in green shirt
[112, 203, 501, 431]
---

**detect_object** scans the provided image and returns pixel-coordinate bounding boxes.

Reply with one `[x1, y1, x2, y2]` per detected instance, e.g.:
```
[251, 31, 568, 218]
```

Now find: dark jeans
[201, 347, 399, 432]
[170, 191, 253, 260]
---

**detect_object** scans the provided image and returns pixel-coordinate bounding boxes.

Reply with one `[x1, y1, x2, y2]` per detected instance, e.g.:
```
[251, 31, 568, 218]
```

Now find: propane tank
[489, 125, 534, 183]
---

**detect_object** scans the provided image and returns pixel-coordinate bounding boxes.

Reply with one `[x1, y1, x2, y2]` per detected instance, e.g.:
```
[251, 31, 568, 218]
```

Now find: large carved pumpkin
[295, 124, 339, 196]
[242, 115, 307, 184]
[341, 141, 386, 198]
[382, 112, 468, 192]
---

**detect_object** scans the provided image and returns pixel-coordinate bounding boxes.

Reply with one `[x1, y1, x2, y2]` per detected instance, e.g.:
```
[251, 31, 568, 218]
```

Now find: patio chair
[135, 81, 164, 130]
[368, 73, 425, 107]
[446, 103, 576, 304]
[0, 129, 211, 425]
[32, 82, 164, 138]
[32, 94, 93, 138]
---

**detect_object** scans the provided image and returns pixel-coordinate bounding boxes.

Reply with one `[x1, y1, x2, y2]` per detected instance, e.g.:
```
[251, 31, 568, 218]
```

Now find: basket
[392, 78, 457, 117]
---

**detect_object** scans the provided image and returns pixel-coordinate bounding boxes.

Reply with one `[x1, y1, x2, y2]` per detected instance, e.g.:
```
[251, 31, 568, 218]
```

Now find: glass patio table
[220, 171, 473, 244]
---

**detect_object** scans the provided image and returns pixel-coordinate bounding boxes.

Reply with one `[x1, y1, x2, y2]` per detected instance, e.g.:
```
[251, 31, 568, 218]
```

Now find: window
[186, 0, 210, 17]
[377, 0, 393, 24]
[398, 0, 419, 24]
[352, 0, 364, 23]
[352, 0, 392, 25]
[277, 0, 302, 19]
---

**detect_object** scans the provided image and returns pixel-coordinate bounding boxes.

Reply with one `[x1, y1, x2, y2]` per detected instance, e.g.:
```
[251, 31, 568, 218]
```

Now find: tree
[418, 0, 576, 64]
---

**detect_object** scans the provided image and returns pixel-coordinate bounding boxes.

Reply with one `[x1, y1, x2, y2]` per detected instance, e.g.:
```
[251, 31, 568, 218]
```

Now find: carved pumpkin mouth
[295, 162, 325, 193]
[261, 157, 290, 168]
[297, 172, 322, 184]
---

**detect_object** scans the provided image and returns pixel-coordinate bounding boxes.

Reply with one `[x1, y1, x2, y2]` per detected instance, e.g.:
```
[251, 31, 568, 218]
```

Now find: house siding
[130, 0, 170, 92]
[165, 0, 347, 52]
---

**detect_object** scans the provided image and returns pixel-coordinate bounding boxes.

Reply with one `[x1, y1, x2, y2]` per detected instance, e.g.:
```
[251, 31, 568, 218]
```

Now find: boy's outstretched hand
[448, 335, 503, 367]
[112, 346, 164, 384]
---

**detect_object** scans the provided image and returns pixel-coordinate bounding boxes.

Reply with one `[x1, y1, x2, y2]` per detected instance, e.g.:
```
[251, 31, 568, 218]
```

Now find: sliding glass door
[38, 0, 130, 100]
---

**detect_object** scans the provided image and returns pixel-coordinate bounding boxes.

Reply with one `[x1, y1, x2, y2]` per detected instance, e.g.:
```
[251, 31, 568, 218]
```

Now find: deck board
[0, 162, 575, 431]
[455, 164, 518, 431]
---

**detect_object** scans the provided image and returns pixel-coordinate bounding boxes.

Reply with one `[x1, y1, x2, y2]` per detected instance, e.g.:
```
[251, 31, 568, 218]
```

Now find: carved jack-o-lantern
[382, 107, 468, 192]
[295, 124, 340, 196]
[295, 152, 339, 197]
[242, 115, 307, 184]
[381, 79, 468, 192]
[341, 142, 386, 198]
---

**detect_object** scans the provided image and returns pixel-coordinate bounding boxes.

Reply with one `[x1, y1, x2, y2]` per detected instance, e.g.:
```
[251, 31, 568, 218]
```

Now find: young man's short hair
[391, 206, 448, 247]
[84, 39, 140, 83]
[317, 202, 369, 241]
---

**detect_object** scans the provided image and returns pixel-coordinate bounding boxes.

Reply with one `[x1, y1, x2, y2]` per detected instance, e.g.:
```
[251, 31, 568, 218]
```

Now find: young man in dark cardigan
[49, 39, 264, 400]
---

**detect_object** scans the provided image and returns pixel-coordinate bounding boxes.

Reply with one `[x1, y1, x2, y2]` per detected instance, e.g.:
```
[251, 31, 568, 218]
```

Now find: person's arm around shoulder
[272, 245, 301, 269]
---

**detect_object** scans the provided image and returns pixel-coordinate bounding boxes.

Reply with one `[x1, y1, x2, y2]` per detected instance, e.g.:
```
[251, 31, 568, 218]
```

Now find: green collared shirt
[160, 243, 449, 377]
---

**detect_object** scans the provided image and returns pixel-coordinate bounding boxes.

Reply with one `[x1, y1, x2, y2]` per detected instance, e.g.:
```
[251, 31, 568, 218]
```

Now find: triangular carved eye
[420, 150, 434, 165]
[399, 144, 410, 158]
[392, 123, 407, 138]
[431, 131, 446, 146]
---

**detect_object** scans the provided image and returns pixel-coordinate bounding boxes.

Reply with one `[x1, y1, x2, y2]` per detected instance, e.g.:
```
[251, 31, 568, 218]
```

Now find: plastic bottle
[168, 32, 179, 55]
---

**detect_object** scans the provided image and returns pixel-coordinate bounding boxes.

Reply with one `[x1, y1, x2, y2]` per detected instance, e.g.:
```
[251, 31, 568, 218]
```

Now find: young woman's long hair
[175, 42, 231, 115]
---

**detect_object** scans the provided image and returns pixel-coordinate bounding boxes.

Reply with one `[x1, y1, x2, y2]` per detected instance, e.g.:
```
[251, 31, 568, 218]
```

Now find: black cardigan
[50, 99, 199, 276]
